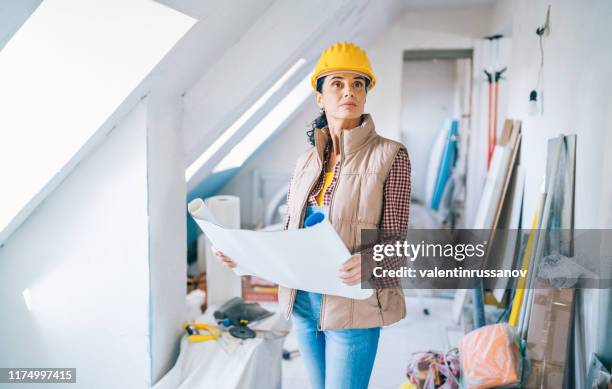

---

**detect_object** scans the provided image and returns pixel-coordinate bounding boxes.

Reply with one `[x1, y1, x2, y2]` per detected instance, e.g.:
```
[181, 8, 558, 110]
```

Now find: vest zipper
[319, 130, 344, 331]
[287, 131, 324, 319]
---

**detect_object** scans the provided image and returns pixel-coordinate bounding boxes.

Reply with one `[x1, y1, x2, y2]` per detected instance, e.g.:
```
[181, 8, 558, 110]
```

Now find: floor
[281, 296, 461, 389]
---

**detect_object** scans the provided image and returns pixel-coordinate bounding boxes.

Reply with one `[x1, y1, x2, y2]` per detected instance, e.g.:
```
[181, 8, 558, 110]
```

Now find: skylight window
[185, 58, 307, 181]
[212, 74, 312, 173]
[0, 0, 195, 242]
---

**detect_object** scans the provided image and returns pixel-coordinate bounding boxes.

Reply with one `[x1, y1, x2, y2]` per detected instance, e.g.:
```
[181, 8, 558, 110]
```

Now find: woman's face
[316, 72, 367, 121]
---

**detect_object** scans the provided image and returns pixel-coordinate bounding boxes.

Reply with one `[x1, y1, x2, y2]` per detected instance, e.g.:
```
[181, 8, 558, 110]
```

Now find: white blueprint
[189, 200, 372, 300]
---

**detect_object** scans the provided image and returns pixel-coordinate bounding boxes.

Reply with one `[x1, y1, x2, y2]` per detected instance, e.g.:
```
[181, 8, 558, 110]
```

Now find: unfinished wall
[0, 102, 151, 388]
[489, 0, 612, 377]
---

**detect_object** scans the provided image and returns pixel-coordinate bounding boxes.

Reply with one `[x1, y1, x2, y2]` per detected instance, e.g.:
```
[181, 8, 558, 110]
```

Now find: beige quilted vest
[278, 114, 407, 330]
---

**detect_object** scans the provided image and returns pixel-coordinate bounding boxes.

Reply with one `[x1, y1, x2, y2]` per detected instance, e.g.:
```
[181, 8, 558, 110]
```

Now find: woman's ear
[315, 91, 323, 110]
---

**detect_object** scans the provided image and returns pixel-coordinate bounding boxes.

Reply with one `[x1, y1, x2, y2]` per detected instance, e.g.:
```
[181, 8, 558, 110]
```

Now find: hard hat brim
[311, 69, 376, 91]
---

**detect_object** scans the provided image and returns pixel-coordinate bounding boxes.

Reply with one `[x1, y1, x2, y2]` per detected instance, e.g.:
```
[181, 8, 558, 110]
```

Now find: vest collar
[313, 113, 377, 161]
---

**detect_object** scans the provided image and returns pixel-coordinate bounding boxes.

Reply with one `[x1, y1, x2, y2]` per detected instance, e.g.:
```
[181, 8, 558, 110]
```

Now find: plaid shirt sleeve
[381, 148, 411, 239]
[367, 147, 412, 288]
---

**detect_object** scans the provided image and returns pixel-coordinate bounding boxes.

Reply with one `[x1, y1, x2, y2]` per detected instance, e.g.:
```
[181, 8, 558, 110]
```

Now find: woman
[213, 41, 411, 389]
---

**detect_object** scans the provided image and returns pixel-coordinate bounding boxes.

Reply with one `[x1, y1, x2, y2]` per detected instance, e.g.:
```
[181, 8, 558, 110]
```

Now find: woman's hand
[338, 253, 362, 285]
[211, 246, 237, 269]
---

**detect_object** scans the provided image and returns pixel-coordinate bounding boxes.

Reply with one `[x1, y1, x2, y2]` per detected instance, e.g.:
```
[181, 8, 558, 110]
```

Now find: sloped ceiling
[0, 0, 196, 246]
[151, 0, 276, 97]
[400, 0, 496, 9]
[182, 0, 402, 188]
[0, 0, 41, 50]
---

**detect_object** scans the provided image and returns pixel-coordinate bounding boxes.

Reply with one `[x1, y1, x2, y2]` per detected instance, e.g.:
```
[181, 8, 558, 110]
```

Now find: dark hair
[306, 75, 371, 146]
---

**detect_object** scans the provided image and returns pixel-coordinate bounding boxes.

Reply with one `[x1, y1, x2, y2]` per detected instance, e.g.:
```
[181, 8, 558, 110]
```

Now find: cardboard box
[525, 360, 565, 388]
[524, 288, 574, 388]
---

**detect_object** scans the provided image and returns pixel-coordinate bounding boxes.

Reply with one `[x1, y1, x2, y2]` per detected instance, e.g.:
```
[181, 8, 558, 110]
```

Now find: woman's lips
[340, 103, 357, 108]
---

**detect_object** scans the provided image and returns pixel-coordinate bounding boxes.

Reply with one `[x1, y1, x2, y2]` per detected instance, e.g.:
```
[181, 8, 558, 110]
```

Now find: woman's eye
[354, 82, 363, 88]
[333, 82, 342, 88]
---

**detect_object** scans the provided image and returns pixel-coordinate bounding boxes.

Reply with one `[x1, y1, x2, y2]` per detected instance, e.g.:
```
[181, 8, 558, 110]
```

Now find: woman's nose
[343, 86, 355, 97]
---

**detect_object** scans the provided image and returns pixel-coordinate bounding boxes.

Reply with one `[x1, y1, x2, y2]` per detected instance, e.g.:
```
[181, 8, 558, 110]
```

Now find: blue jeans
[291, 290, 380, 389]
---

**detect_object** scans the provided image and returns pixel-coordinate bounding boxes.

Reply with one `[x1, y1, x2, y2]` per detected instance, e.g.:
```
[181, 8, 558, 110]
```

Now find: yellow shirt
[316, 171, 335, 206]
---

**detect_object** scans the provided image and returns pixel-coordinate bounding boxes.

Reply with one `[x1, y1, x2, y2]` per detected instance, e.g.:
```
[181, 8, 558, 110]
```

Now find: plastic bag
[405, 349, 460, 389]
[458, 323, 521, 389]
[538, 251, 598, 288]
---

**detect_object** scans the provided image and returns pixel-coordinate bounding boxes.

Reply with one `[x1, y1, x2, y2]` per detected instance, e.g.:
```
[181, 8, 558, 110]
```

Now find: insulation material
[524, 288, 574, 388]
[459, 323, 521, 389]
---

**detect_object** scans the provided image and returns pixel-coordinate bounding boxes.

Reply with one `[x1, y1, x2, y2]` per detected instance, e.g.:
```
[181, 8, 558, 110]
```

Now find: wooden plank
[455, 119, 521, 323]
[491, 121, 522, 230]
[492, 165, 525, 301]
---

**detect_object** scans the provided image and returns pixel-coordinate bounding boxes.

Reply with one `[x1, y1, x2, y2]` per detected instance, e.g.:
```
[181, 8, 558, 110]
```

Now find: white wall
[489, 0, 612, 377]
[146, 95, 188, 383]
[0, 102, 151, 388]
[462, 36, 513, 227]
[365, 7, 494, 142]
[401, 59, 458, 202]
[491, 0, 612, 229]
[364, 7, 495, 222]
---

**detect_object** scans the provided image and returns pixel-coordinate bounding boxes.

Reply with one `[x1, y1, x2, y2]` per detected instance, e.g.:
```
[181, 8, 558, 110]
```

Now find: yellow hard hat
[310, 41, 376, 91]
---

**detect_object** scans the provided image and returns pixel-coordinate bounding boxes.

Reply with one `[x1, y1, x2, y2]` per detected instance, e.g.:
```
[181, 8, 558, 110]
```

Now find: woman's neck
[327, 116, 362, 156]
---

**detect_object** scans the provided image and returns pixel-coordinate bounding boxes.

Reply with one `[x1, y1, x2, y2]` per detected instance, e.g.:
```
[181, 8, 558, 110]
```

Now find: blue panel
[431, 120, 458, 210]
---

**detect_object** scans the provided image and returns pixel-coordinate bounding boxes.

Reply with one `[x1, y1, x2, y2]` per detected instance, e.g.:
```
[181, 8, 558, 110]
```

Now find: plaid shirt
[284, 140, 411, 288]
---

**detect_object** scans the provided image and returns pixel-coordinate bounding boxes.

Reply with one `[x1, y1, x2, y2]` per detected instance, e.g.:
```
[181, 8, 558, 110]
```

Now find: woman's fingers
[220, 257, 237, 268]
[338, 254, 362, 285]
[211, 246, 237, 268]
[211, 246, 227, 260]
[339, 266, 359, 278]
[340, 270, 361, 285]
[222, 258, 237, 268]
[338, 254, 360, 272]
